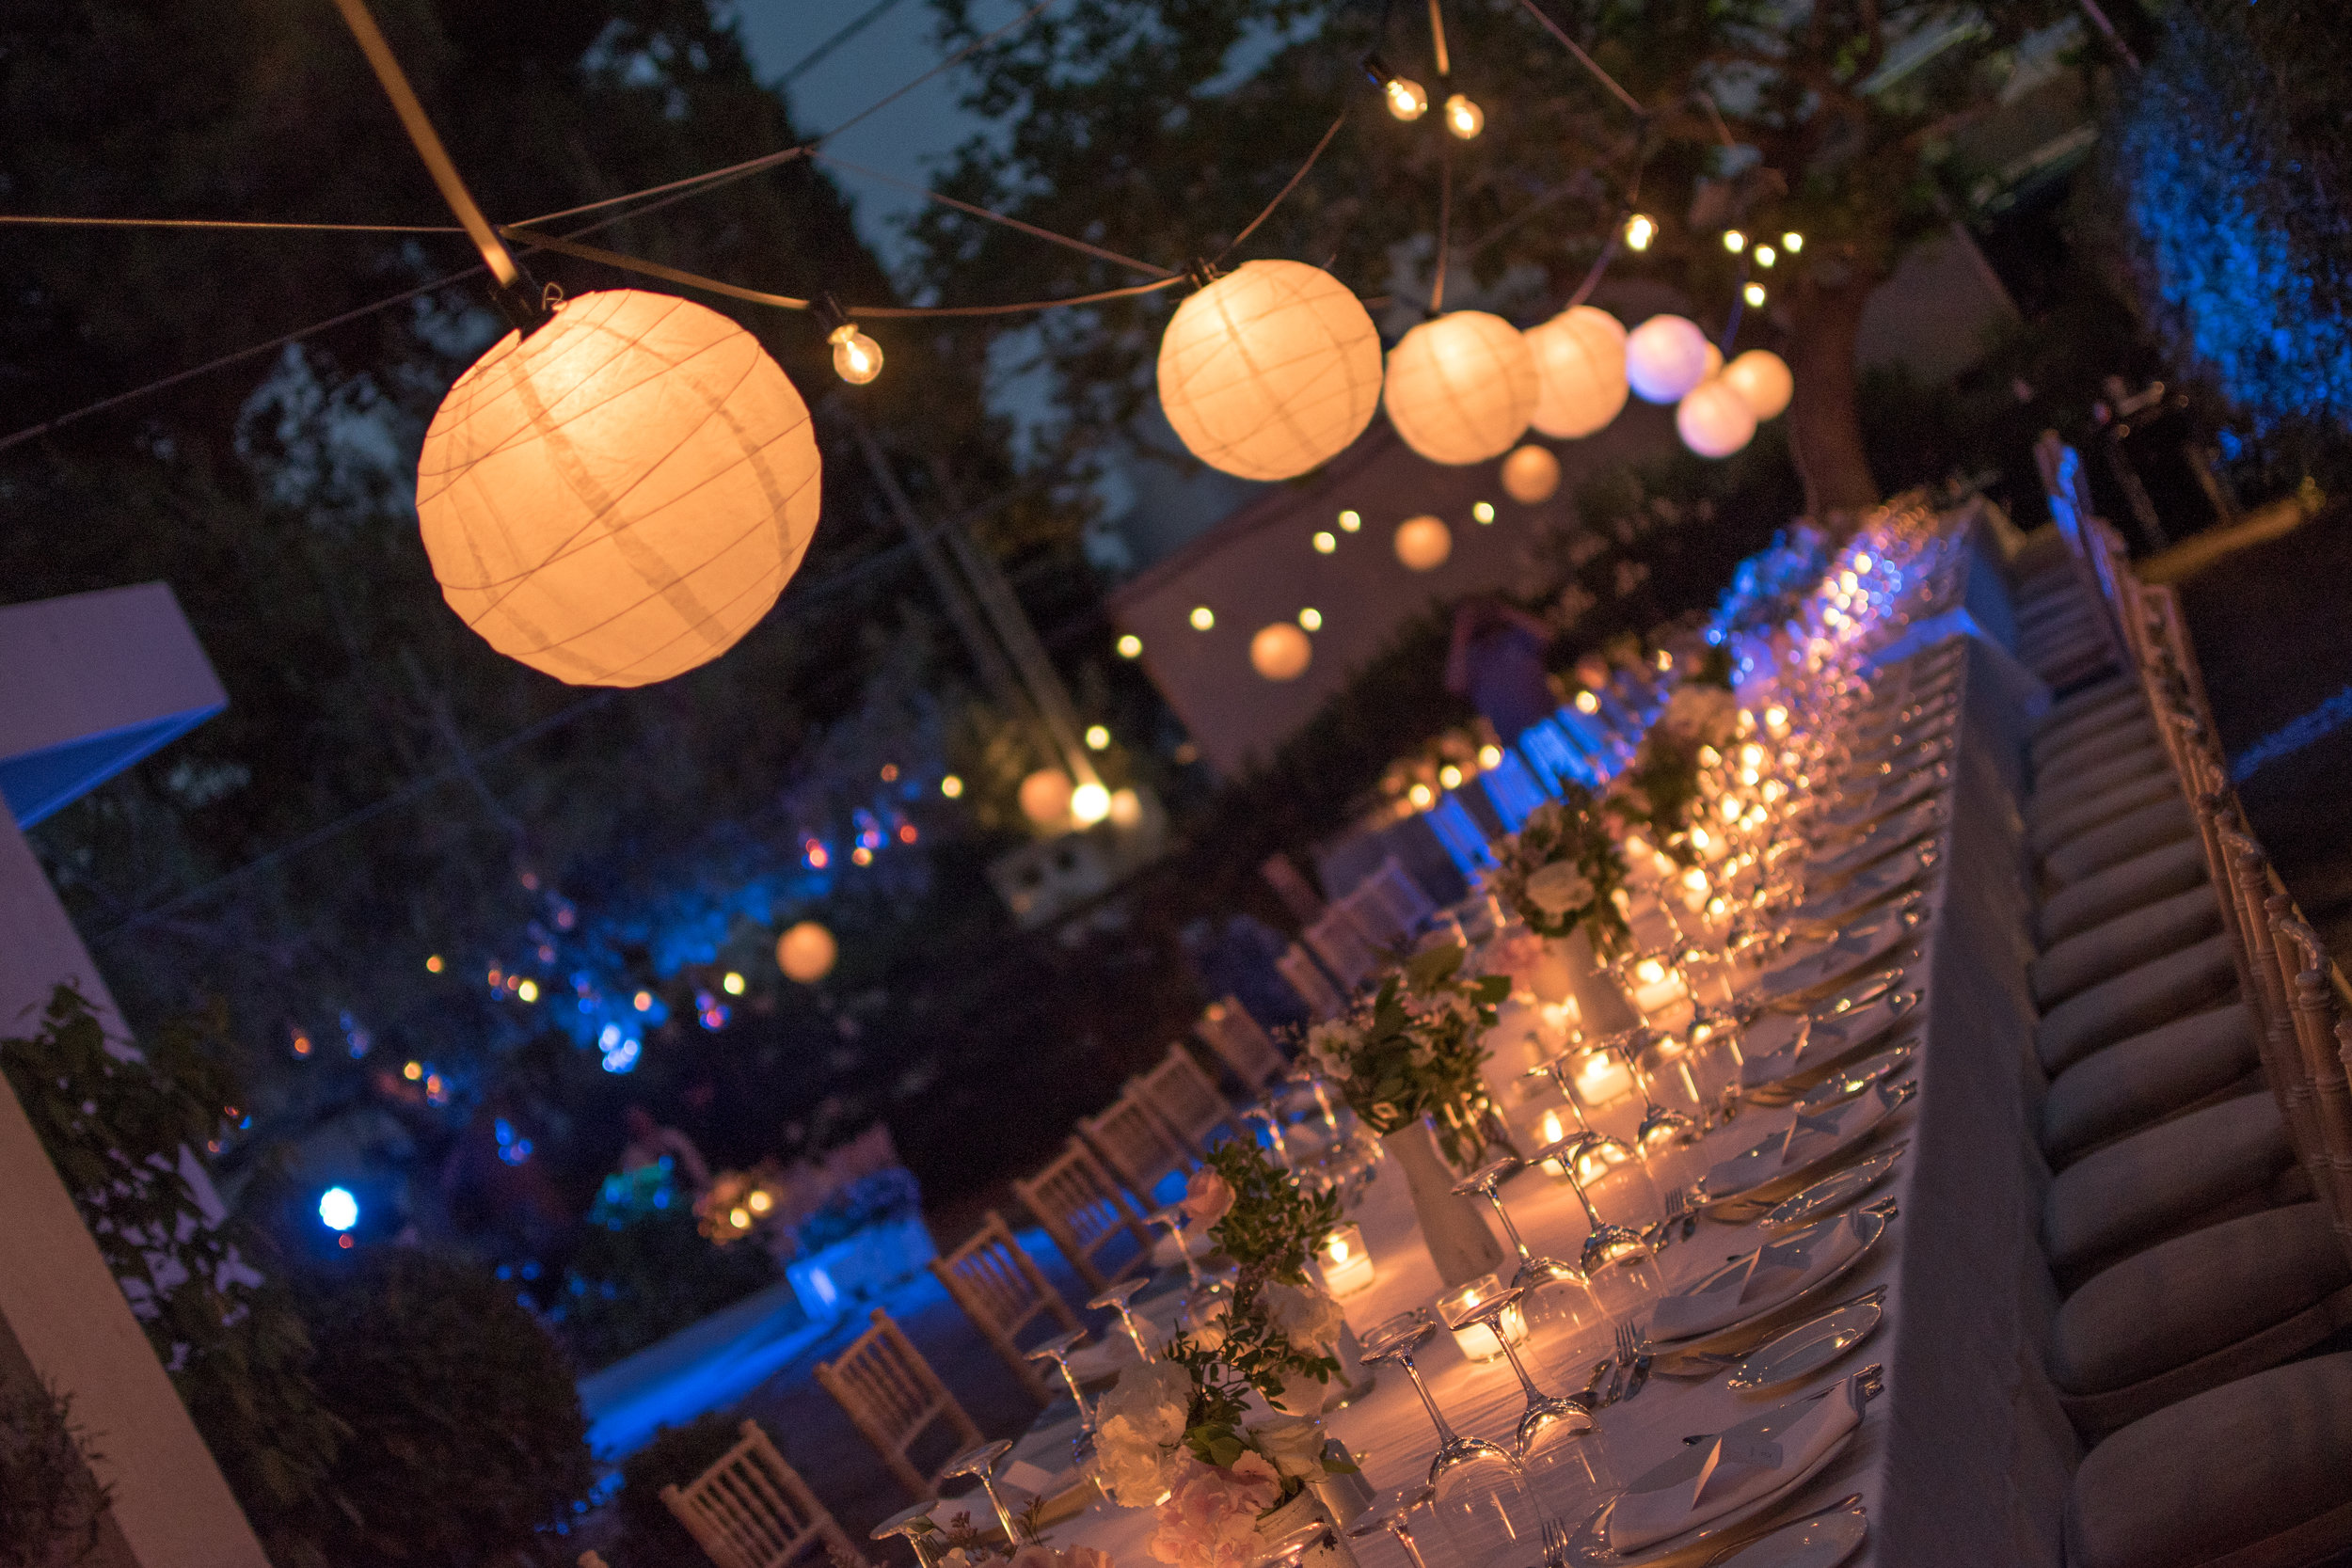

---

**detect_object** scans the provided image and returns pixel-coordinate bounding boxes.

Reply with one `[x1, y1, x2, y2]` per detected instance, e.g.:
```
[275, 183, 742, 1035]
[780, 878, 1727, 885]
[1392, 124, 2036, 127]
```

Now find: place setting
[1740, 898, 1926, 1014]
[1692, 1077, 1917, 1214]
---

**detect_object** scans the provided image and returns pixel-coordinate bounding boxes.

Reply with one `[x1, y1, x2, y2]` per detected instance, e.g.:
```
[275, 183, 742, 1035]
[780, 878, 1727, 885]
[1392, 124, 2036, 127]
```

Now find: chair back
[1011, 1138, 1152, 1293]
[1133, 1044, 1234, 1155]
[813, 1309, 983, 1502]
[1277, 943, 1345, 1021]
[1195, 996, 1286, 1091]
[1363, 855, 1437, 933]
[660, 1420, 866, 1568]
[1080, 1087, 1195, 1200]
[1303, 907, 1378, 991]
[929, 1212, 1081, 1404]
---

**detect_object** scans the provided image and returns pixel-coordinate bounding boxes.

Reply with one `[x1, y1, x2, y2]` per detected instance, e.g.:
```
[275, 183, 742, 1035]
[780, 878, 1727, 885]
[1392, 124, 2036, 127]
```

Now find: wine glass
[1088, 1278, 1156, 1362]
[1146, 1206, 1206, 1292]
[1534, 1132, 1662, 1323]
[871, 1502, 944, 1568]
[1346, 1485, 1436, 1568]
[1358, 1314, 1547, 1568]
[1025, 1328, 1095, 1429]
[1523, 1055, 1635, 1166]
[942, 1440, 1025, 1544]
[1450, 1288, 1616, 1528]
[1449, 1158, 1604, 1372]
[1599, 1026, 1694, 1154]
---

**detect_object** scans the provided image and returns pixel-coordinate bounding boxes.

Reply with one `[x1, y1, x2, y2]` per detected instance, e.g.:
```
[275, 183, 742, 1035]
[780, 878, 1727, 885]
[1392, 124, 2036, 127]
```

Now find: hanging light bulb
[1744, 282, 1768, 308]
[1387, 76, 1430, 119]
[829, 323, 882, 385]
[1443, 93, 1484, 138]
[1624, 214, 1657, 251]
[1755, 244, 1777, 268]
[1782, 232, 1804, 253]
[1723, 230, 1746, 253]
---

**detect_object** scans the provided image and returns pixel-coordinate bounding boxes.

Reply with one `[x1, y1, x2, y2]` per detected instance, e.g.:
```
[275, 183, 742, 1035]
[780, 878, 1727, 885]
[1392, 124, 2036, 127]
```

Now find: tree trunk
[1787, 264, 1883, 530]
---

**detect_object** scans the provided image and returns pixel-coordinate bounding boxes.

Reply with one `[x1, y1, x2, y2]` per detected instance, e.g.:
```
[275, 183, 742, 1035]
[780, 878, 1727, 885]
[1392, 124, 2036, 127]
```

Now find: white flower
[1262, 1281, 1346, 1357]
[1523, 860, 1595, 916]
[1248, 1416, 1329, 1480]
[1094, 1360, 1194, 1504]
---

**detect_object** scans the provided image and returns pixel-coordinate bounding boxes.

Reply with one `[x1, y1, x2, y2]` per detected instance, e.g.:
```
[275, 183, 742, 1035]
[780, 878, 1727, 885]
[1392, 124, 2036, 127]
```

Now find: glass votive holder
[1318, 1224, 1376, 1298]
[1435, 1273, 1528, 1363]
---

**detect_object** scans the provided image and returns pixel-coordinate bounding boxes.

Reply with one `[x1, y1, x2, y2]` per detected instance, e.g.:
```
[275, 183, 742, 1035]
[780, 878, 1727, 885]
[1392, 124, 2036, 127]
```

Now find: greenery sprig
[1305, 943, 1509, 1167]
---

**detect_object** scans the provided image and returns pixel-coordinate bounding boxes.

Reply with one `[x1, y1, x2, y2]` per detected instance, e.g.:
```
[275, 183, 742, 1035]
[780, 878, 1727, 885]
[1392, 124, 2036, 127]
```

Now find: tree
[909, 0, 2085, 520]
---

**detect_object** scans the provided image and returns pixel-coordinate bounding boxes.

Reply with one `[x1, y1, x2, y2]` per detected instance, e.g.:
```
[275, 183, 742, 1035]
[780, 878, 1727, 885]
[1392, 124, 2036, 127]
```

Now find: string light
[723, 971, 745, 995]
[1189, 606, 1216, 630]
[1723, 230, 1746, 253]
[517, 978, 540, 1003]
[1782, 232, 1804, 253]
[1312, 531, 1337, 553]
[1070, 781, 1112, 825]
[1338, 509, 1362, 531]
[1744, 282, 1768, 307]
[424, 954, 443, 973]
[1471, 500, 1495, 523]
[1755, 245, 1777, 267]
[1478, 744, 1502, 768]
[1116, 634, 1142, 657]
[634, 990, 654, 1011]
[941, 774, 964, 798]
[1386, 77, 1430, 120]
[1624, 214, 1657, 251]
[1297, 607, 1323, 630]
[404, 1061, 423, 1081]
[828, 322, 883, 384]
[1085, 724, 1111, 750]
[1443, 94, 1484, 139]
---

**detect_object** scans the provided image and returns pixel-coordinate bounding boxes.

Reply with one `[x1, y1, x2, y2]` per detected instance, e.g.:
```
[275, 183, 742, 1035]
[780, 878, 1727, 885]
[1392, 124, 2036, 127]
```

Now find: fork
[1601, 1323, 1638, 1405]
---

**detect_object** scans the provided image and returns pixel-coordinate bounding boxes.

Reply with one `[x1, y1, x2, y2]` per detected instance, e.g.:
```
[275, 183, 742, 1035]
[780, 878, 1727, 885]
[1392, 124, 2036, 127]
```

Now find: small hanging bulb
[1387, 75, 1430, 119]
[1443, 92, 1483, 138]
[1781, 231, 1804, 253]
[1744, 282, 1767, 307]
[1723, 230, 1746, 253]
[829, 322, 882, 385]
[1755, 244, 1776, 267]
[1624, 213, 1657, 251]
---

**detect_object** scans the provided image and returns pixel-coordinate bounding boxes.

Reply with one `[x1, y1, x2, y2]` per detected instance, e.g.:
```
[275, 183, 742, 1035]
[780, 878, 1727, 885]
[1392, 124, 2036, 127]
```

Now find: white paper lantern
[1677, 377, 1759, 457]
[1394, 515, 1454, 570]
[1724, 349, 1794, 420]
[776, 921, 837, 983]
[1251, 622, 1313, 681]
[417, 291, 820, 687]
[1157, 261, 1383, 480]
[1500, 444, 1562, 504]
[1523, 307, 1628, 438]
[1020, 768, 1074, 825]
[1383, 311, 1539, 465]
[1624, 315, 1713, 405]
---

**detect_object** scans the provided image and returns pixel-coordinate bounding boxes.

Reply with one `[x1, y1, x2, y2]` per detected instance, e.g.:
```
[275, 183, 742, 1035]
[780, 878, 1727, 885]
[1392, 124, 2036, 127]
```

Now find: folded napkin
[1779, 1102, 1858, 1170]
[1607, 1377, 1864, 1551]
[1063, 1334, 1141, 1385]
[1651, 1212, 1867, 1342]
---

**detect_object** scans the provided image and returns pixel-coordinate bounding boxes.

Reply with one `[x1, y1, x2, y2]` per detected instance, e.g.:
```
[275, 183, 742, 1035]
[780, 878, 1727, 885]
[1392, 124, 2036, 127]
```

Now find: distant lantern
[1522, 307, 1628, 438]
[1383, 312, 1539, 465]
[1724, 349, 1795, 420]
[1157, 261, 1383, 481]
[416, 291, 822, 688]
[1019, 768, 1074, 825]
[1394, 515, 1454, 571]
[1501, 444, 1562, 504]
[1251, 622, 1313, 681]
[1677, 378, 1759, 458]
[1624, 314, 1713, 404]
[776, 921, 837, 984]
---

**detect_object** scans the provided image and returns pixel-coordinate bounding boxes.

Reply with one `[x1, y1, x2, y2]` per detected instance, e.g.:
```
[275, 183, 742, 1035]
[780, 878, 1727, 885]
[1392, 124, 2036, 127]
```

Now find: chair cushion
[2037, 710, 2160, 784]
[2037, 930, 2240, 1074]
[2043, 1092, 2293, 1275]
[2031, 885, 2224, 1010]
[2065, 1351, 2352, 1568]
[2028, 768, 2183, 862]
[2037, 836, 2210, 949]
[2026, 740, 2166, 832]
[2054, 1203, 2352, 1407]
[2044, 796, 2197, 887]
[2042, 1004, 2261, 1164]
[2032, 687, 2146, 767]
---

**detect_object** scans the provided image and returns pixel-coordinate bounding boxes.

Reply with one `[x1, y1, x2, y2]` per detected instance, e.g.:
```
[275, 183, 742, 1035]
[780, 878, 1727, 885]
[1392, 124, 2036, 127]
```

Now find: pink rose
[1182, 1168, 1233, 1227]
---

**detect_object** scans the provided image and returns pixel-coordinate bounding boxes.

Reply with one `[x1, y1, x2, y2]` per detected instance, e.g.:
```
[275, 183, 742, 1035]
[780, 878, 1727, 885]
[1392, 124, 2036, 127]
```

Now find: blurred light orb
[1251, 622, 1314, 681]
[1677, 378, 1759, 458]
[1625, 315, 1713, 404]
[1393, 515, 1454, 571]
[1157, 261, 1383, 480]
[1019, 768, 1074, 825]
[319, 1187, 358, 1232]
[1624, 214, 1657, 251]
[1386, 77, 1430, 120]
[1523, 306, 1629, 438]
[776, 921, 838, 983]
[1443, 93, 1484, 139]
[829, 324, 882, 385]
[1070, 781, 1112, 825]
[1500, 444, 1562, 504]
[1724, 350, 1795, 420]
[1384, 311, 1539, 465]
[416, 291, 821, 688]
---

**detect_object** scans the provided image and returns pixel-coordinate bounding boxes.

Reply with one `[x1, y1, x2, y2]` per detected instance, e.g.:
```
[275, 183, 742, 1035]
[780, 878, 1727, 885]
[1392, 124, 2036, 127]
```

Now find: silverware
[1697, 1494, 1867, 1565]
[1621, 1325, 1655, 1402]
[1602, 1323, 1638, 1405]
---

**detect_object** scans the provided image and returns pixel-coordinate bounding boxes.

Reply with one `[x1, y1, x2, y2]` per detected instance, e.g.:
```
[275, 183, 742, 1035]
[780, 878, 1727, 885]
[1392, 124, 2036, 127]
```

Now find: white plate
[1726, 1298, 1884, 1392]
[1790, 1046, 1914, 1114]
[1820, 760, 1950, 833]
[1706, 1506, 1867, 1567]
[1703, 1082, 1913, 1203]
[1781, 846, 1933, 935]
[1747, 906, 1920, 1010]
[1763, 1145, 1907, 1234]
[1803, 799, 1946, 886]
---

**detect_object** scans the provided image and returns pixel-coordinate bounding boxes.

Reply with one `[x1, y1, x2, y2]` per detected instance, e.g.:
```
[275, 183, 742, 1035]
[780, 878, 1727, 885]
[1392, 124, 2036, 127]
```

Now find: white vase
[1553, 925, 1642, 1036]
[1256, 1486, 1361, 1568]
[1381, 1118, 1505, 1288]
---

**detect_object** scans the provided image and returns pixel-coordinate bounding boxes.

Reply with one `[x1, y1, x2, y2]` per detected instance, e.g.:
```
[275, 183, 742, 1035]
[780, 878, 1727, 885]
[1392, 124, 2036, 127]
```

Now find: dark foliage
[0, 1380, 111, 1568]
[613, 1412, 746, 1566]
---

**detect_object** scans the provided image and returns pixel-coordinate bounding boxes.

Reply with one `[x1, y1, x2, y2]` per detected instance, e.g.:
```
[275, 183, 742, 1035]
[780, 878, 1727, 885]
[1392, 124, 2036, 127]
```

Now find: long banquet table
[979, 520, 2080, 1568]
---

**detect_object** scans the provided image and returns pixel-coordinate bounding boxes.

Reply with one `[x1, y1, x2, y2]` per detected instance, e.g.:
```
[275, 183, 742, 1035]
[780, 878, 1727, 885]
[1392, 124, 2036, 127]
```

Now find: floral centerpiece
[1488, 784, 1631, 954]
[1304, 944, 1510, 1169]
[1613, 646, 1740, 859]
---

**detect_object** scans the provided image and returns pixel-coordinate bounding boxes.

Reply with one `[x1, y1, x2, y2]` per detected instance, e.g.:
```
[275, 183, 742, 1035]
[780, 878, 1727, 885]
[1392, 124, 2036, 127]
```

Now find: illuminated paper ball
[1157, 261, 1383, 481]
[1383, 311, 1539, 465]
[1523, 307, 1628, 438]
[1724, 349, 1794, 420]
[1394, 515, 1454, 571]
[776, 921, 837, 983]
[1624, 315, 1713, 404]
[417, 291, 821, 687]
[1020, 768, 1074, 825]
[1501, 444, 1562, 504]
[1677, 378, 1759, 458]
[1251, 622, 1313, 680]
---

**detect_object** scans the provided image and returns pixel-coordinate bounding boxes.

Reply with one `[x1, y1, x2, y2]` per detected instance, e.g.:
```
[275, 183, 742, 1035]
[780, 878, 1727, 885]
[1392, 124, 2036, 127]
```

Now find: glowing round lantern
[1157, 261, 1383, 481]
[776, 921, 837, 984]
[1383, 312, 1539, 465]
[1724, 349, 1794, 420]
[1677, 378, 1758, 457]
[1500, 444, 1562, 504]
[417, 291, 821, 687]
[1251, 622, 1313, 681]
[1020, 768, 1074, 825]
[1394, 515, 1454, 571]
[1522, 307, 1628, 438]
[1624, 315, 1712, 404]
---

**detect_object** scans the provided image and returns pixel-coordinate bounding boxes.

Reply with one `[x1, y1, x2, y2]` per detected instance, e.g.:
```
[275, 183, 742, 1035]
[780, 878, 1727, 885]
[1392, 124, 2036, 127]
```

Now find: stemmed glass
[1146, 1206, 1206, 1292]
[871, 1502, 944, 1568]
[1359, 1313, 1547, 1568]
[942, 1440, 1025, 1544]
[1025, 1328, 1095, 1429]
[1452, 1290, 1617, 1531]
[1451, 1158, 1604, 1369]
[1524, 1055, 1635, 1165]
[1534, 1132, 1661, 1323]
[1598, 1026, 1694, 1154]
[1346, 1485, 1437, 1568]
[1088, 1279, 1156, 1362]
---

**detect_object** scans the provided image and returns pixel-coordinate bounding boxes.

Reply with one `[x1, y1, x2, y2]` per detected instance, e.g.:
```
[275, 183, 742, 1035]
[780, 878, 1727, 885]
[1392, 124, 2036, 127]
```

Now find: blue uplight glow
[319, 1186, 359, 1231]
[601, 1037, 643, 1073]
